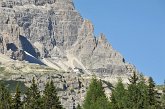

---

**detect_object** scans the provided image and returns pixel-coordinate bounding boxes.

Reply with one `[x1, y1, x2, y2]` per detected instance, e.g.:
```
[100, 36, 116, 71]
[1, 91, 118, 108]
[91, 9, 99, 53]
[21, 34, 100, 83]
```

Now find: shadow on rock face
[19, 35, 45, 65]
[6, 43, 18, 52]
[19, 35, 37, 58]
[24, 52, 45, 65]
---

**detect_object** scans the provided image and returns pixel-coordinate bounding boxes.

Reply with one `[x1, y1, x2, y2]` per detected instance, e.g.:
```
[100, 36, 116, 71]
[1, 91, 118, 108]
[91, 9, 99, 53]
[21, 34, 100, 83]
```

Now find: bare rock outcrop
[0, 0, 139, 108]
[0, 0, 137, 80]
[0, 0, 82, 58]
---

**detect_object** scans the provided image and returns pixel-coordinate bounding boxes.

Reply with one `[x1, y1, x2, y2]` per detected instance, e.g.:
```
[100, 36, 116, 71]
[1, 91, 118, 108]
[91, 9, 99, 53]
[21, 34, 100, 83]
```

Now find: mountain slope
[0, 0, 141, 108]
[0, 0, 137, 83]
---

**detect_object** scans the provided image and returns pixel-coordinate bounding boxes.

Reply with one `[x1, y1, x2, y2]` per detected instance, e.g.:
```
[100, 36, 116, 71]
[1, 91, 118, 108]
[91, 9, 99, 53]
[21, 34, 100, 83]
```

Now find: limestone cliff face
[0, 0, 137, 82]
[0, 0, 139, 108]
[69, 20, 135, 82]
[0, 0, 82, 58]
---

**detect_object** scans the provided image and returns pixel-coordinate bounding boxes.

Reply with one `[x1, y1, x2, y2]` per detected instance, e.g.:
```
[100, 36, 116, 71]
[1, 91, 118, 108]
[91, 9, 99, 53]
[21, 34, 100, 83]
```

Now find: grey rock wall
[0, 0, 140, 108]
[0, 0, 82, 58]
[0, 0, 138, 79]
[0, 0, 137, 78]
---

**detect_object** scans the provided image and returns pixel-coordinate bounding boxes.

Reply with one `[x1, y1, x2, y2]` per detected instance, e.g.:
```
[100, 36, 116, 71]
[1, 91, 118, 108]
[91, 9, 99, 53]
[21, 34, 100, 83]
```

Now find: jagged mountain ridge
[0, 0, 140, 108]
[0, 0, 136, 82]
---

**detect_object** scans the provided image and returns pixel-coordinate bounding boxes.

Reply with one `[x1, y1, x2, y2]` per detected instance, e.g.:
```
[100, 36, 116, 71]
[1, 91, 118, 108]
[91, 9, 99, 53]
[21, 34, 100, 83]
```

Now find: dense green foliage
[83, 73, 165, 109]
[110, 73, 163, 109]
[126, 73, 148, 109]
[110, 79, 127, 109]
[24, 77, 42, 109]
[147, 77, 159, 108]
[0, 78, 63, 109]
[0, 82, 12, 109]
[43, 80, 63, 109]
[83, 77, 110, 109]
[0, 74, 164, 109]
[11, 84, 22, 109]
[0, 80, 27, 93]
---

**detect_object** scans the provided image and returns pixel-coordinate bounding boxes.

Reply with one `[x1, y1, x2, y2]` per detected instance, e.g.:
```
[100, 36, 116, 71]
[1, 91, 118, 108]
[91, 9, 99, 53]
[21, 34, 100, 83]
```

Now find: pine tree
[127, 73, 150, 109]
[136, 74, 149, 109]
[148, 77, 156, 105]
[147, 77, 160, 108]
[24, 77, 42, 109]
[83, 77, 110, 109]
[12, 84, 22, 109]
[94, 96, 110, 109]
[42, 80, 63, 109]
[110, 79, 127, 109]
[127, 72, 140, 109]
[0, 82, 12, 109]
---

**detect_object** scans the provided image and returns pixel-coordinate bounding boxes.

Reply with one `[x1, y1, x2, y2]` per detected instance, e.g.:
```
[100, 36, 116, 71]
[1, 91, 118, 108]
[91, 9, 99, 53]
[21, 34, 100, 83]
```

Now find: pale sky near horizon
[73, 0, 165, 84]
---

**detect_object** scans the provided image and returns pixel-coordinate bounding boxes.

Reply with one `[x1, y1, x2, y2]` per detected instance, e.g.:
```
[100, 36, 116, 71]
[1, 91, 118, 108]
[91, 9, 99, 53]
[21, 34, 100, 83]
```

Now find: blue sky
[73, 0, 165, 84]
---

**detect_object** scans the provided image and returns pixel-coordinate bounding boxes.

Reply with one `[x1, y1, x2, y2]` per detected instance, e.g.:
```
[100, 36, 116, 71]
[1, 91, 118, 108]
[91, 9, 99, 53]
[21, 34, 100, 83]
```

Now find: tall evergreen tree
[110, 79, 127, 109]
[127, 73, 150, 109]
[0, 82, 11, 109]
[42, 80, 63, 109]
[147, 77, 160, 109]
[12, 84, 22, 109]
[24, 77, 42, 109]
[148, 77, 156, 105]
[83, 77, 110, 109]
[136, 74, 149, 109]
[127, 71, 140, 109]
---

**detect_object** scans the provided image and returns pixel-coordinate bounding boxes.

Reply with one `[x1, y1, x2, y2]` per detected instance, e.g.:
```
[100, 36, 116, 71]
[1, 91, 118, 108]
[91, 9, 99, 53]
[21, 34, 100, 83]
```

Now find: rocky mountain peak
[0, 0, 74, 8]
[78, 20, 94, 37]
[0, 0, 137, 77]
[97, 33, 111, 47]
[0, 0, 139, 108]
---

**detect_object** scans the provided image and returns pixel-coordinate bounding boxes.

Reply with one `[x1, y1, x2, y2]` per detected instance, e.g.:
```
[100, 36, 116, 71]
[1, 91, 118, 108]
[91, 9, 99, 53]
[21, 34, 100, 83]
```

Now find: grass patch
[0, 80, 28, 93]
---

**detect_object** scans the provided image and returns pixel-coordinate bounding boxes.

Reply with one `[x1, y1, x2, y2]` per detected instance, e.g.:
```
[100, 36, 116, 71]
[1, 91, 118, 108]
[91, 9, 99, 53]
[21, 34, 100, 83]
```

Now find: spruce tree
[12, 84, 22, 109]
[127, 71, 140, 109]
[94, 96, 110, 109]
[147, 77, 160, 108]
[110, 79, 127, 109]
[0, 82, 11, 109]
[42, 80, 63, 109]
[136, 74, 149, 109]
[127, 73, 150, 109]
[148, 77, 156, 105]
[83, 77, 110, 109]
[24, 77, 42, 109]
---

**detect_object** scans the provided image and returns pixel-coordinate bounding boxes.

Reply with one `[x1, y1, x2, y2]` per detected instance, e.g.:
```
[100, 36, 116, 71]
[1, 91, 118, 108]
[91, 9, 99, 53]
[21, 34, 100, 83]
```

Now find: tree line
[0, 77, 63, 109]
[0, 73, 165, 109]
[82, 72, 165, 109]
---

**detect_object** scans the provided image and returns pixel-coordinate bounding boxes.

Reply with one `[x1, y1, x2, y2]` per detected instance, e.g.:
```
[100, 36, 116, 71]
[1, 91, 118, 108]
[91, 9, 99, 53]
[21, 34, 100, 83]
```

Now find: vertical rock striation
[0, 0, 83, 58]
[0, 0, 137, 83]
[0, 0, 140, 108]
